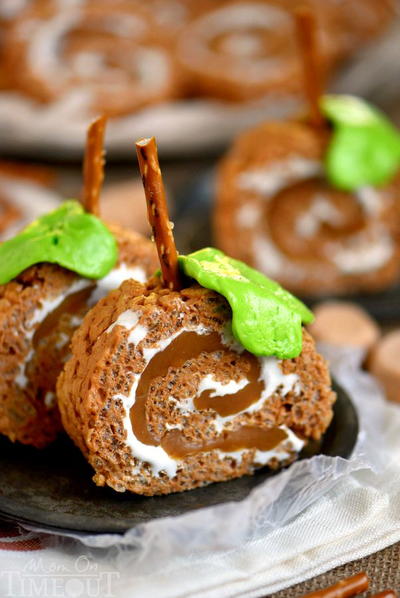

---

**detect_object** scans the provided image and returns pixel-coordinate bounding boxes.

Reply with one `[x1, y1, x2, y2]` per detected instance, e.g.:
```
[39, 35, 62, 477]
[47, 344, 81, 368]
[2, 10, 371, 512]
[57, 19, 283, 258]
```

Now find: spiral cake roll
[3, 0, 179, 117]
[215, 120, 400, 296]
[57, 278, 335, 495]
[175, 1, 345, 102]
[0, 224, 158, 448]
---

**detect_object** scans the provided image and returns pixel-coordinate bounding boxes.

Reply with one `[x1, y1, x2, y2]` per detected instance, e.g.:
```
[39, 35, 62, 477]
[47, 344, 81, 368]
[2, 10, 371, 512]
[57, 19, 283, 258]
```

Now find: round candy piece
[369, 330, 400, 403]
[308, 301, 380, 351]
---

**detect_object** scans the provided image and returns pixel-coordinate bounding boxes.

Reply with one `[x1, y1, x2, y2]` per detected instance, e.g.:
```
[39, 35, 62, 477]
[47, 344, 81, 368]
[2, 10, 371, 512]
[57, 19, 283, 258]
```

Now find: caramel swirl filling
[33, 285, 95, 349]
[269, 178, 367, 261]
[130, 330, 289, 459]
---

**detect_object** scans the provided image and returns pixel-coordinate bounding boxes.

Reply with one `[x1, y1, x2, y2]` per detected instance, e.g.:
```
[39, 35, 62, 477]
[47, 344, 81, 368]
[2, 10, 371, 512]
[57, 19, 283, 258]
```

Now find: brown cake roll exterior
[0, 226, 158, 448]
[57, 279, 336, 496]
[215, 121, 400, 296]
[2, 0, 181, 117]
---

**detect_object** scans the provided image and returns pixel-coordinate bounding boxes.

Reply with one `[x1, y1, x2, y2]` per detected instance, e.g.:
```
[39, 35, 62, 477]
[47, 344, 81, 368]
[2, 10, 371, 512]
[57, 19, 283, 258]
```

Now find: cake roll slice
[215, 118, 400, 296]
[0, 224, 158, 448]
[57, 278, 335, 496]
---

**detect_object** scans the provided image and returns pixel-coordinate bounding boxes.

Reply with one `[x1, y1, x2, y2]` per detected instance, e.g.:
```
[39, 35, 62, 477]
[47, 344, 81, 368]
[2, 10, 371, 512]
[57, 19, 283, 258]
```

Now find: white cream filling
[54, 332, 70, 350]
[198, 375, 249, 397]
[16, 278, 91, 388]
[29, 12, 81, 83]
[44, 391, 56, 408]
[356, 186, 383, 215]
[253, 236, 305, 282]
[88, 263, 147, 306]
[236, 204, 261, 229]
[330, 231, 394, 274]
[220, 425, 304, 466]
[0, 0, 28, 18]
[176, 357, 299, 434]
[110, 315, 302, 478]
[237, 157, 321, 198]
[26, 9, 168, 95]
[133, 48, 170, 92]
[219, 32, 265, 58]
[296, 195, 343, 238]
[107, 310, 139, 335]
[237, 156, 391, 276]
[113, 325, 209, 478]
[106, 309, 149, 346]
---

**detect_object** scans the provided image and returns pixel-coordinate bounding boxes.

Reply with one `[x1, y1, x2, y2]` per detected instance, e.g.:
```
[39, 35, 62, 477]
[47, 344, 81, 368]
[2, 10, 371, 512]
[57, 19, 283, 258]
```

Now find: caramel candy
[309, 301, 380, 351]
[369, 330, 400, 403]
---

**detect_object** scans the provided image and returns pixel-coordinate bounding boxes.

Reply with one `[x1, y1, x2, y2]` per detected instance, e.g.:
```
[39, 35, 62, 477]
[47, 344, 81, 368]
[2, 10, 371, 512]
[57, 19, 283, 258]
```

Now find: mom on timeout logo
[1, 555, 120, 597]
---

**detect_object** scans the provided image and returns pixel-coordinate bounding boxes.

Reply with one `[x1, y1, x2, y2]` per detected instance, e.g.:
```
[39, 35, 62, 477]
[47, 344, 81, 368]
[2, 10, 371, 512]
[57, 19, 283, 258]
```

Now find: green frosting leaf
[0, 200, 118, 284]
[179, 248, 313, 359]
[321, 95, 400, 191]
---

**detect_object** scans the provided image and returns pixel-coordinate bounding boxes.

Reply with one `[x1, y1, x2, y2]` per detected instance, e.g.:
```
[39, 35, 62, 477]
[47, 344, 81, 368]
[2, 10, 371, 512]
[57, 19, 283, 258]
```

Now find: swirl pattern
[3, 0, 179, 116]
[0, 226, 158, 448]
[215, 121, 400, 296]
[57, 280, 335, 495]
[176, 0, 343, 102]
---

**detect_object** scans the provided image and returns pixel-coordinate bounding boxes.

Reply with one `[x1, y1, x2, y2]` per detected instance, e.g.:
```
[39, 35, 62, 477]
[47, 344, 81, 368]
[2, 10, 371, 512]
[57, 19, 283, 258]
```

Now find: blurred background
[0, 0, 400, 309]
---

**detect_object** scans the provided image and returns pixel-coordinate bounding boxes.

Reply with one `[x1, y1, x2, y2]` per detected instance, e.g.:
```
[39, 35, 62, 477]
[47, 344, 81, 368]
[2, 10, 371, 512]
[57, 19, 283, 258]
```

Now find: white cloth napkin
[1, 346, 399, 598]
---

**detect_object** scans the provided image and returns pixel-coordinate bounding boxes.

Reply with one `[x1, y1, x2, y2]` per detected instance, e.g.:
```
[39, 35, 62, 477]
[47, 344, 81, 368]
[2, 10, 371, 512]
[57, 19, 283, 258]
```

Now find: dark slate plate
[173, 170, 400, 322]
[0, 382, 357, 535]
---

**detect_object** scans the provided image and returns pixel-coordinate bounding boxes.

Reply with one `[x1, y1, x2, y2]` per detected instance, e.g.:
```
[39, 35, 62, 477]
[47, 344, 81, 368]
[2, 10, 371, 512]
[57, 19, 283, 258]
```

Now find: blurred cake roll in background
[0, 0, 395, 155]
[214, 119, 400, 297]
[1, 0, 181, 118]
[0, 161, 59, 239]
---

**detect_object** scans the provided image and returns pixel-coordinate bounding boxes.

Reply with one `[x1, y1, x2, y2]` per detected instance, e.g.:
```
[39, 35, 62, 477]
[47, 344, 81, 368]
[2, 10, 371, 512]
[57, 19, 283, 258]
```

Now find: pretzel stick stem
[301, 572, 369, 598]
[82, 115, 107, 216]
[136, 137, 181, 291]
[295, 7, 325, 128]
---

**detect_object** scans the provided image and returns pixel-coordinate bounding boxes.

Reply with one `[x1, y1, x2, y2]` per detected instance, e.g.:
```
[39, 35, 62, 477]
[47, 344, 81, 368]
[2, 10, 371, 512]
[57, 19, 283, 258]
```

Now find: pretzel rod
[82, 115, 107, 216]
[370, 591, 398, 598]
[301, 572, 369, 598]
[136, 137, 181, 291]
[295, 6, 325, 128]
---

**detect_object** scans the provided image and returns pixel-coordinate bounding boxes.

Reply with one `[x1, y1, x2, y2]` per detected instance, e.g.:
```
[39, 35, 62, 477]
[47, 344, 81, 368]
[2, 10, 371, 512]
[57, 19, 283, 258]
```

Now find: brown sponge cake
[57, 278, 335, 495]
[0, 226, 158, 448]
